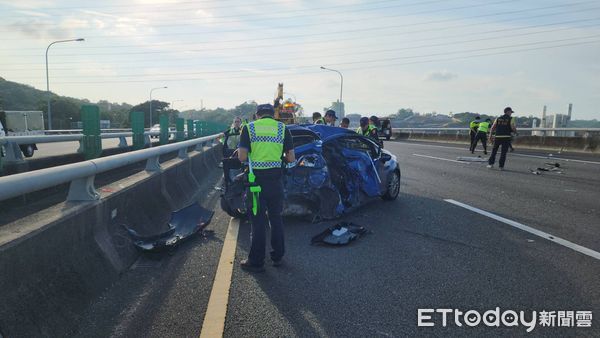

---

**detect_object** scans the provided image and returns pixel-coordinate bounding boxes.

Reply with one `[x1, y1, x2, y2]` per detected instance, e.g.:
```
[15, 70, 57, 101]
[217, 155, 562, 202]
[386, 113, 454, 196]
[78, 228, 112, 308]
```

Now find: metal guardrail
[0, 131, 167, 145]
[0, 133, 222, 202]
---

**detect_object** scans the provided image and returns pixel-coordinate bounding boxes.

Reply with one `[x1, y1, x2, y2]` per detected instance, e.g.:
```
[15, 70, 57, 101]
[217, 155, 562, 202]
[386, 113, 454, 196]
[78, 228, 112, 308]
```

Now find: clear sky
[1, 0, 599, 119]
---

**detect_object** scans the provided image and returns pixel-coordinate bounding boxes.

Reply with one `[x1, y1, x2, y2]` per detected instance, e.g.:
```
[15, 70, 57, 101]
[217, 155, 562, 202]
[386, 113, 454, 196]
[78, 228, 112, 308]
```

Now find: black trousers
[469, 131, 476, 150]
[488, 138, 511, 168]
[470, 132, 487, 153]
[247, 175, 285, 266]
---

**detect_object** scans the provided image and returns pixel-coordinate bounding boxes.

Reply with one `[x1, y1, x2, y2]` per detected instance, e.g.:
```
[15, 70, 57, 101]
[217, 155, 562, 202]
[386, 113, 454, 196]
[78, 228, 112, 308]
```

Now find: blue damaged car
[220, 124, 400, 221]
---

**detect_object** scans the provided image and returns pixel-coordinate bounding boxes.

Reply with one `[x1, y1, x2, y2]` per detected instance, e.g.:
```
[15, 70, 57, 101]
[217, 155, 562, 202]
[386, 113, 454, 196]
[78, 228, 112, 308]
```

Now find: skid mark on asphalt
[445, 199, 600, 261]
[200, 218, 240, 338]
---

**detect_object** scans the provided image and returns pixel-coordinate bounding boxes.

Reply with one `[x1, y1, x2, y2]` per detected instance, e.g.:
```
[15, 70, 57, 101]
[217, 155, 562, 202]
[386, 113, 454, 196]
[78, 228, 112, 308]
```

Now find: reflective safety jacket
[469, 120, 480, 133]
[248, 118, 285, 169]
[356, 124, 375, 136]
[477, 121, 490, 134]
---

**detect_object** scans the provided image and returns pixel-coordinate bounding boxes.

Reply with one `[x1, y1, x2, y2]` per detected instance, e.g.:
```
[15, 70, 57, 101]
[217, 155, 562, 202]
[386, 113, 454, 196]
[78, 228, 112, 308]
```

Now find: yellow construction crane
[273, 83, 297, 124]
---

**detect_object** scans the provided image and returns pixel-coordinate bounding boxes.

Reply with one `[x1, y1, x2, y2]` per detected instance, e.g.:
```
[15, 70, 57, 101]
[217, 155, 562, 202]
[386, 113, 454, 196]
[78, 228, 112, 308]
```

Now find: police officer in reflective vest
[487, 107, 517, 170]
[469, 116, 480, 152]
[471, 118, 490, 154]
[237, 103, 295, 272]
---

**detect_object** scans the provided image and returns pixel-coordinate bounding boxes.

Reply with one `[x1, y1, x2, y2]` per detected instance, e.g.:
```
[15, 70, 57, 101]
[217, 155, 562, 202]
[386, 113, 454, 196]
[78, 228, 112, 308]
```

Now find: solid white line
[444, 199, 600, 261]
[412, 153, 469, 164]
[200, 218, 240, 338]
[512, 153, 600, 165]
[397, 141, 600, 165]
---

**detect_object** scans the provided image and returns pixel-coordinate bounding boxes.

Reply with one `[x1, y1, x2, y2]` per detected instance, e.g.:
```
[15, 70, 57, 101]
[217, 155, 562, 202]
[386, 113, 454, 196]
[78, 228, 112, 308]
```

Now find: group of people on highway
[469, 106, 518, 170]
[311, 110, 383, 144]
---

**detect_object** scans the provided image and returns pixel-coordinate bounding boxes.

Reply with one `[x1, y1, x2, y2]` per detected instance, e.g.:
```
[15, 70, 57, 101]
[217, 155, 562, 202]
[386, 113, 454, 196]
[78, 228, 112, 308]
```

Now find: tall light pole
[46, 38, 85, 130]
[149, 86, 167, 127]
[320, 66, 343, 113]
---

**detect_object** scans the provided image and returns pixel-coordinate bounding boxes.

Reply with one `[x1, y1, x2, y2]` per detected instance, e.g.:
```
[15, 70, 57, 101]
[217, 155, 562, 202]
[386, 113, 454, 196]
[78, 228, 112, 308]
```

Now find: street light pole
[320, 66, 343, 111]
[45, 38, 84, 130]
[149, 86, 167, 127]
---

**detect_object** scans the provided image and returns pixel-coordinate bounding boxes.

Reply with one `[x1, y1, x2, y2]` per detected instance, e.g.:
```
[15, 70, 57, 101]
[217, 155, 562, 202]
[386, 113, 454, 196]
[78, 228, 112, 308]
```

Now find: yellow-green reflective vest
[356, 124, 374, 136]
[248, 118, 285, 170]
[470, 120, 480, 132]
[478, 121, 490, 133]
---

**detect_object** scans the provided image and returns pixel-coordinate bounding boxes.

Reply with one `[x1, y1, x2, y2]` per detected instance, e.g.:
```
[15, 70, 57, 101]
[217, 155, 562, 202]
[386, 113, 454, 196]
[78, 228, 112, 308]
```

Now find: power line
[8, 22, 598, 78]
[2, 1, 596, 56]
[12, 34, 600, 83]
[1, 0, 431, 22]
[1, 0, 553, 41]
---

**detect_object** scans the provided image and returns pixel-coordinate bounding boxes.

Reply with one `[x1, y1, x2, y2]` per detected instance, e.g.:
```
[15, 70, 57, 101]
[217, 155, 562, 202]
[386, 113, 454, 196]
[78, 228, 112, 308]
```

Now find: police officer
[471, 118, 490, 154]
[340, 117, 350, 129]
[469, 116, 480, 152]
[357, 117, 379, 141]
[324, 110, 338, 126]
[312, 112, 325, 124]
[487, 107, 517, 170]
[223, 116, 242, 158]
[237, 103, 295, 272]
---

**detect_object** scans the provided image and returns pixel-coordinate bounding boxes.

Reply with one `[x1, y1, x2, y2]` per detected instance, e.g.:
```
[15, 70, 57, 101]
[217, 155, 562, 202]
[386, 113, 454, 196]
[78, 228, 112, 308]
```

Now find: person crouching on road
[324, 109, 338, 126]
[237, 103, 295, 272]
[471, 118, 490, 155]
[469, 116, 480, 152]
[357, 117, 379, 141]
[340, 117, 350, 128]
[312, 112, 325, 124]
[487, 107, 517, 170]
[223, 116, 242, 158]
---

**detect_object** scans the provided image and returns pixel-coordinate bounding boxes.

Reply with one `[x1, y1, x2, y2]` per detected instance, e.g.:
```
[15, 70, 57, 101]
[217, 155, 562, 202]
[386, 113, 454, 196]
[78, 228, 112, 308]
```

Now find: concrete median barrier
[0, 143, 223, 337]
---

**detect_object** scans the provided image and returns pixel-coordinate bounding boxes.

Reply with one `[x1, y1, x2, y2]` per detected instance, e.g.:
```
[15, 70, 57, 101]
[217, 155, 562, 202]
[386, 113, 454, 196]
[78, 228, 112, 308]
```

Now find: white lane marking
[512, 153, 600, 165]
[200, 218, 240, 338]
[396, 141, 600, 165]
[444, 199, 600, 261]
[412, 153, 469, 164]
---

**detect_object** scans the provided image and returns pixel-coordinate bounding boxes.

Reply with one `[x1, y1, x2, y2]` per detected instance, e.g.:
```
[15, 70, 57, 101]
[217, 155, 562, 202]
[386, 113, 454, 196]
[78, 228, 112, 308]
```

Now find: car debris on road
[311, 222, 369, 246]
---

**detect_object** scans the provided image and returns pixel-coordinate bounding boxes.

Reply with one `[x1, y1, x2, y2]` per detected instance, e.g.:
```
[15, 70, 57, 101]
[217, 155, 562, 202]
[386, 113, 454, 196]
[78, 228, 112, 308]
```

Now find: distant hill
[0, 76, 58, 111]
[0, 77, 133, 128]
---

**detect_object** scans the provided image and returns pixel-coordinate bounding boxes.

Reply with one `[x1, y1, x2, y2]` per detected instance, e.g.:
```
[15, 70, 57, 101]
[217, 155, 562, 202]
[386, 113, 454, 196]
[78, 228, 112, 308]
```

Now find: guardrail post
[131, 111, 145, 150]
[176, 118, 185, 142]
[81, 105, 102, 160]
[2, 142, 24, 162]
[145, 155, 161, 171]
[67, 175, 100, 201]
[118, 136, 128, 148]
[178, 147, 188, 159]
[159, 113, 169, 145]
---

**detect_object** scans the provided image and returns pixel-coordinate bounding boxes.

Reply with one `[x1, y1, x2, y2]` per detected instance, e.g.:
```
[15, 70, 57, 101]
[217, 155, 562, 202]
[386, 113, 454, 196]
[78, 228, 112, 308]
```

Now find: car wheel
[382, 169, 400, 200]
[21, 144, 35, 158]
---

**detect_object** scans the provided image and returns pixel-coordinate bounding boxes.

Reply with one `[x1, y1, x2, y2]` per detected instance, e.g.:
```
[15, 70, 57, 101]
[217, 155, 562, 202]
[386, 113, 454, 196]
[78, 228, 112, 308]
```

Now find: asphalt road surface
[73, 140, 600, 337]
[32, 138, 133, 158]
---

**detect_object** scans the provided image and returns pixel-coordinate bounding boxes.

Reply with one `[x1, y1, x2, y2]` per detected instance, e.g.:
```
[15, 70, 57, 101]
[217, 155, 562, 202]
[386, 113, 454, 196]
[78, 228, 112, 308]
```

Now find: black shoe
[272, 258, 283, 267]
[240, 259, 265, 272]
[484, 151, 488, 155]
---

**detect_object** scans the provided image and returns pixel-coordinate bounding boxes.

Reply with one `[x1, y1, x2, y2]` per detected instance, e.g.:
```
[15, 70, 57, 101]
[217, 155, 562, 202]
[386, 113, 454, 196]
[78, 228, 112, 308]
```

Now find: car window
[339, 136, 379, 159]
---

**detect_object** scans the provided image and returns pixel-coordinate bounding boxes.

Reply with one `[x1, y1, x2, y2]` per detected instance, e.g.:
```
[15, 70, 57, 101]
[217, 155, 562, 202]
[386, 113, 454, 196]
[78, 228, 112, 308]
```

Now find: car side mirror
[380, 152, 392, 162]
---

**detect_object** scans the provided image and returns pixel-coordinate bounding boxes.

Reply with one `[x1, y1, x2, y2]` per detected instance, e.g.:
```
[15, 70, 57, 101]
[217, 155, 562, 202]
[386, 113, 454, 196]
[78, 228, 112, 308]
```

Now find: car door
[337, 135, 382, 197]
